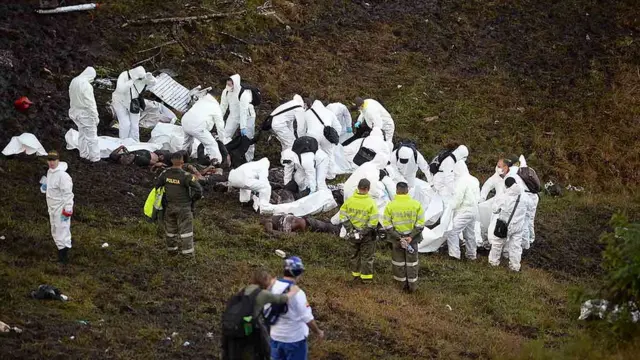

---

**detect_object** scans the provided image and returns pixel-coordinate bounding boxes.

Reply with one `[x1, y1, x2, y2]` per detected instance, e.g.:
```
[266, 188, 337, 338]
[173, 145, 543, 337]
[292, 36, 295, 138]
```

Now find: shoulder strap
[506, 195, 521, 226]
[238, 86, 246, 100]
[249, 287, 261, 300]
[310, 108, 325, 126]
[272, 105, 302, 117]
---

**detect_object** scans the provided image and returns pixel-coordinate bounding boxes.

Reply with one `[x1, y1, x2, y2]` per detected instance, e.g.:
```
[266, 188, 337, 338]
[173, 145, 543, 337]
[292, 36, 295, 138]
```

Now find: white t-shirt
[267, 279, 314, 343]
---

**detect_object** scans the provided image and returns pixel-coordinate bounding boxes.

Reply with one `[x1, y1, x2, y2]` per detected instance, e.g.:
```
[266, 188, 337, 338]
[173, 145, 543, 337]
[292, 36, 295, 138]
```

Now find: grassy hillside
[1, 0, 639, 359]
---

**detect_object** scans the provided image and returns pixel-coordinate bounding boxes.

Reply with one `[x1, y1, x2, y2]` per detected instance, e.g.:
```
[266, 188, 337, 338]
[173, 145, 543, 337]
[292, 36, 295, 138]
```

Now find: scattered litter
[77, 320, 89, 325]
[102, 243, 109, 248]
[43, 68, 54, 76]
[30, 285, 68, 301]
[566, 184, 584, 192]
[445, 304, 453, 311]
[70, 336, 75, 340]
[148, 73, 191, 113]
[13, 96, 34, 113]
[586, 34, 591, 41]
[275, 249, 286, 258]
[516, 107, 525, 112]
[183, 341, 191, 347]
[36, 3, 99, 15]
[424, 116, 439, 122]
[2, 133, 47, 156]
[397, 85, 402, 89]
[126, 192, 135, 197]
[0, 49, 14, 68]
[93, 78, 115, 91]
[12, 327, 22, 334]
[164, 336, 172, 341]
[230, 51, 252, 64]
[206, 332, 214, 338]
[579, 299, 639, 323]
[171, 332, 179, 338]
[0, 236, 5, 240]
[0, 321, 10, 332]
[285, 25, 291, 31]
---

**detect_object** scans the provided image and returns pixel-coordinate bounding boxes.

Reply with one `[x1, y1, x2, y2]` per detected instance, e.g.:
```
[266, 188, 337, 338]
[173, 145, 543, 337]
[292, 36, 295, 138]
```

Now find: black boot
[58, 247, 69, 264]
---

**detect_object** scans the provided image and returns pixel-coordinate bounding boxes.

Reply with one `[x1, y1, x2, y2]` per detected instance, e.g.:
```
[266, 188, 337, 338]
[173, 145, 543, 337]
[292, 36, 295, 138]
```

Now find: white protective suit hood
[292, 94, 304, 107]
[256, 157, 270, 170]
[366, 128, 390, 169]
[311, 100, 324, 111]
[50, 161, 69, 174]
[397, 146, 414, 161]
[453, 145, 469, 163]
[229, 74, 241, 93]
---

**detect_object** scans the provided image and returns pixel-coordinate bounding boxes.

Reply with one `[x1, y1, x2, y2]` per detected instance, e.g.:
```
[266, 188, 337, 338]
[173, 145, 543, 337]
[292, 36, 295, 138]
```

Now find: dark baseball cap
[47, 150, 59, 160]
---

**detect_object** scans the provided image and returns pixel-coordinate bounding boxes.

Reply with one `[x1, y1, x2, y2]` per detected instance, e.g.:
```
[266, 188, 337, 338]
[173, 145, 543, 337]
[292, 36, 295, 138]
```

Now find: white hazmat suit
[112, 66, 156, 141]
[326, 102, 353, 143]
[305, 100, 342, 178]
[392, 145, 430, 189]
[228, 158, 272, 208]
[220, 74, 256, 161]
[68, 67, 100, 162]
[270, 95, 306, 152]
[340, 127, 390, 173]
[356, 99, 395, 150]
[445, 165, 480, 260]
[281, 148, 329, 193]
[432, 145, 468, 199]
[181, 94, 225, 164]
[45, 162, 74, 250]
[488, 181, 527, 271]
[518, 157, 540, 250]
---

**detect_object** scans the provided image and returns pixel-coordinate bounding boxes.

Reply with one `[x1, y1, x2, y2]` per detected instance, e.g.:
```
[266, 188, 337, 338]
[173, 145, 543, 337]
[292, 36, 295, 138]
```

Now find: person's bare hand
[316, 329, 325, 341]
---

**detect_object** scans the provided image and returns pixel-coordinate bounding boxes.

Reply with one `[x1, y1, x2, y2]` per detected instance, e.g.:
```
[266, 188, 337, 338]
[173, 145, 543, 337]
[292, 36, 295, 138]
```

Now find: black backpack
[291, 136, 319, 160]
[221, 287, 262, 338]
[429, 149, 457, 175]
[518, 167, 542, 193]
[394, 140, 418, 164]
[261, 105, 302, 131]
[310, 108, 340, 145]
[239, 84, 262, 106]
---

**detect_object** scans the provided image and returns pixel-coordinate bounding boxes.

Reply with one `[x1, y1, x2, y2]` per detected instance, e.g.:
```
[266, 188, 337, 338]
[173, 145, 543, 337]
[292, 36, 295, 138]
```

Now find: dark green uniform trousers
[391, 239, 420, 292]
[164, 206, 194, 255]
[350, 231, 376, 281]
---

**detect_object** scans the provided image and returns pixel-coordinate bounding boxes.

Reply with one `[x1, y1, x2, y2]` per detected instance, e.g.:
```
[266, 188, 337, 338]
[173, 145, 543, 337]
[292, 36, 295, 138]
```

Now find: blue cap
[284, 256, 304, 276]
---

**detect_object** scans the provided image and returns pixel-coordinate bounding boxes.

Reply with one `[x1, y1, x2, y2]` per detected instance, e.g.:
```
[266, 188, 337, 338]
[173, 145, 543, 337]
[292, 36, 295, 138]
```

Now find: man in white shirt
[266, 256, 324, 360]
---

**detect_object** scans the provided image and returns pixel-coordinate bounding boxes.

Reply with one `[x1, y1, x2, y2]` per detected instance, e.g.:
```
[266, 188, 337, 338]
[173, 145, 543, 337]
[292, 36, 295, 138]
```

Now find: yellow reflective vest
[382, 194, 424, 235]
[144, 187, 164, 220]
[339, 192, 379, 230]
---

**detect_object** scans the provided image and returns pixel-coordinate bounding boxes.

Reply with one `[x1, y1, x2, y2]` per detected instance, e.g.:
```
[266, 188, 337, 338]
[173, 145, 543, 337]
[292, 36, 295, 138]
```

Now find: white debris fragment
[70, 336, 75, 340]
[586, 34, 591, 41]
[445, 305, 453, 311]
[0, 236, 5, 240]
[102, 243, 109, 248]
[206, 332, 214, 338]
[397, 85, 402, 89]
[275, 249, 286, 258]
[183, 341, 191, 347]
[171, 332, 179, 338]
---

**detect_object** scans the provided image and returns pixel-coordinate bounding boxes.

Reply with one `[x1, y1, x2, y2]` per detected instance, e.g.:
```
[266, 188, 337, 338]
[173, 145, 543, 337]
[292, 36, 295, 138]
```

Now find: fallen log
[122, 10, 246, 28]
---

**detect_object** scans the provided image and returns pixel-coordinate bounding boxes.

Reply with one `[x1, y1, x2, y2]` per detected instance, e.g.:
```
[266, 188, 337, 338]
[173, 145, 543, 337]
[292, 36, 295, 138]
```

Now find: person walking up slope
[382, 182, 424, 292]
[339, 179, 379, 283]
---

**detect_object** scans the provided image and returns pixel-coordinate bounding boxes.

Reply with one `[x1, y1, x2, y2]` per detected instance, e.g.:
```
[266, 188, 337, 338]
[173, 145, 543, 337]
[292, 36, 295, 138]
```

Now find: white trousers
[49, 212, 72, 250]
[446, 211, 477, 259]
[319, 137, 337, 178]
[522, 193, 539, 249]
[74, 122, 100, 162]
[488, 229, 523, 271]
[182, 127, 222, 164]
[228, 170, 271, 207]
[272, 119, 296, 152]
[113, 102, 141, 141]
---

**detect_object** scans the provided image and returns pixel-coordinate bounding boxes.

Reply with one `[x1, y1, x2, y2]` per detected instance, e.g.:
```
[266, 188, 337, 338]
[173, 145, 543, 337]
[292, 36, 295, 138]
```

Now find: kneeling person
[155, 152, 203, 256]
[228, 158, 272, 211]
[382, 182, 424, 292]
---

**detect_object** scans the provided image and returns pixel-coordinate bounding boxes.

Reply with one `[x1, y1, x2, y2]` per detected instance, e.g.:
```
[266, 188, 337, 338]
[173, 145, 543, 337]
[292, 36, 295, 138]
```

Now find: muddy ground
[1, 0, 639, 359]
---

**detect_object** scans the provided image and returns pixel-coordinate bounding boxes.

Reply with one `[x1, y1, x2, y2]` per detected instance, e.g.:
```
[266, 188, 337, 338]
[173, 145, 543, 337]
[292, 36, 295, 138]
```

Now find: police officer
[382, 182, 424, 292]
[155, 152, 203, 256]
[339, 179, 379, 283]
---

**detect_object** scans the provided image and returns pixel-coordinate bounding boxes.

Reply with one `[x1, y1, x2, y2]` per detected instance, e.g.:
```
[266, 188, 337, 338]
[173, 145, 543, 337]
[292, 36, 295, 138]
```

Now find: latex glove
[354, 121, 361, 129]
[346, 127, 353, 134]
[144, 72, 155, 82]
[60, 214, 70, 222]
[40, 183, 47, 193]
[240, 128, 247, 137]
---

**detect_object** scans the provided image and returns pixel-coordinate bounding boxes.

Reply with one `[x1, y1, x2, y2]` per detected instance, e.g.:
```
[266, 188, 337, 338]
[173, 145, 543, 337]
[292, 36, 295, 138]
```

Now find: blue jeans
[270, 338, 308, 360]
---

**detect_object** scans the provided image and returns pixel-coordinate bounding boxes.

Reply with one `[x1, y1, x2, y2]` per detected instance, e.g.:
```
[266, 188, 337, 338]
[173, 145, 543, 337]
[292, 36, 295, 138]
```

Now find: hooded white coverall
[517, 158, 540, 250]
[112, 66, 156, 141]
[432, 145, 469, 199]
[181, 94, 225, 164]
[326, 102, 353, 143]
[281, 148, 329, 193]
[220, 74, 256, 161]
[270, 95, 306, 152]
[228, 158, 272, 207]
[391, 145, 430, 189]
[68, 67, 100, 162]
[485, 167, 525, 247]
[489, 182, 527, 271]
[305, 100, 342, 178]
[356, 99, 395, 150]
[445, 165, 480, 259]
[342, 127, 390, 171]
[45, 162, 74, 250]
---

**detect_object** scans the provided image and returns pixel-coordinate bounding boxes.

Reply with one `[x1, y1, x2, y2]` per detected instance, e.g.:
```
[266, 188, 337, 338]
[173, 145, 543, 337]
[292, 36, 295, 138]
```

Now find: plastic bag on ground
[2, 133, 47, 156]
[579, 299, 640, 323]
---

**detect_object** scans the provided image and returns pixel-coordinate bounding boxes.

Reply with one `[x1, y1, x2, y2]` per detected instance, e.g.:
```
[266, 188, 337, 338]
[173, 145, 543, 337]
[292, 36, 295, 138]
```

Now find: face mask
[495, 166, 504, 175]
[226, 85, 233, 91]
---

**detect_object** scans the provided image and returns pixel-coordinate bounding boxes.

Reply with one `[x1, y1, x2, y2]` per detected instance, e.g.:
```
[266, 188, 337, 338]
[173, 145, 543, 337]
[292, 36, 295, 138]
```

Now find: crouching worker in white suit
[112, 66, 156, 141]
[228, 158, 272, 211]
[488, 177, 527, 271]
[281, 136, 329, 198]
[181, 93, 226, 165]
[68, 66, 100, 162]
[269, 94, 307, 152]
[42, 151, 74, 264]
[445, 164, 480, 260]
